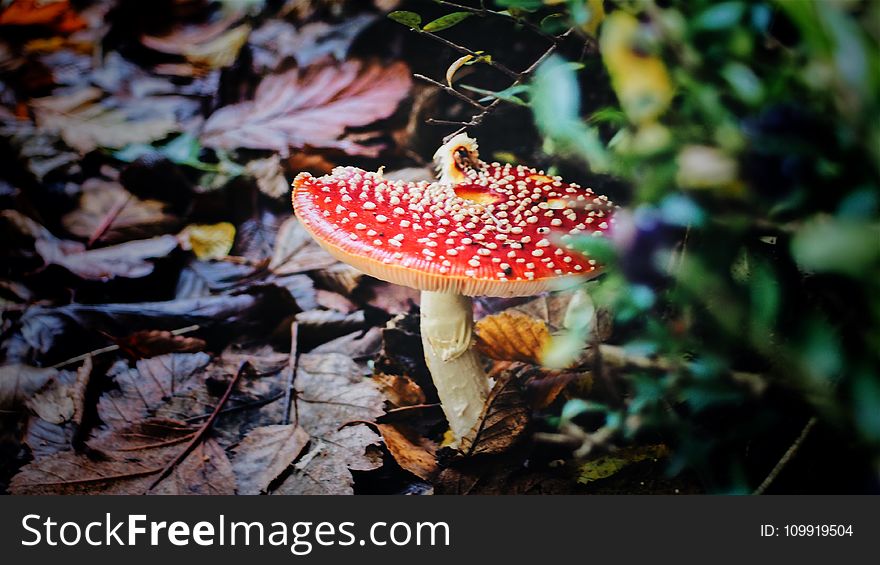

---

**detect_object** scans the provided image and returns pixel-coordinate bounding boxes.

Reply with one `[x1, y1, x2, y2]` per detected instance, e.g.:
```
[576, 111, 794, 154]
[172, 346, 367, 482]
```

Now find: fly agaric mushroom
[292, 134, 615, 446]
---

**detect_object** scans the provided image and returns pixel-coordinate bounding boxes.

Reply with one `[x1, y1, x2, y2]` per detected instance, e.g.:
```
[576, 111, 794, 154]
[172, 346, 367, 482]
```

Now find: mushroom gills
[419, 290, 490, 446]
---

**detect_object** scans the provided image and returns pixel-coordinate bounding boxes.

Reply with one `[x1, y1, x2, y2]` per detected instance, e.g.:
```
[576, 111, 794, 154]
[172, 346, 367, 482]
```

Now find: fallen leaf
[178, 222, 236, 260]
[293, 352, 385, 437]
[16, 286, 297, 363]
[142, 18, 251, 70]
[201, 60, 411, 156]
[36, 234, 179, 280]
[269, 216, 338, 275]
[459, 372, 529, 457]
[32, 86, 199, 154]
[377, 423, 437, 480]
[373, 373, 425, 408]
[0, 0, 86, 33]
[273, 425, 382, 495]
[310, 327, 383, 359]
[10, 419, 235, 495]
[246, 155, 290, 198]
[0, 364, 57, 409]
[250, 15, 376, 71]
[476, 310, 551, 365]
[577, 445, 669, 485]
[490, 360, 587, 410]
[97, 352, 212, 429]
[232, 424, 310, 495]
[111, 329, 207, 359]
[62, 179, 178, 244]
[27, 356, 91, 425]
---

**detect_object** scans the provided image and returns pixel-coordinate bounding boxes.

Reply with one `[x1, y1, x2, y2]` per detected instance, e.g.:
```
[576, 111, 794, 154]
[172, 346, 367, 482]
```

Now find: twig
[439, 29, 574, 141]
[413, 28, 518, 78]
[282, 321, 299, 426]
[595, 343, 767, 395]
[50, 324, 201, 369]
[145, 360, 249, 492]
[414, 74, 487, 110]
[87, 192, 132, 248]
[753, 417, 817, 495]
[433, 0, 561, 44]
[384, 402, 442, 415]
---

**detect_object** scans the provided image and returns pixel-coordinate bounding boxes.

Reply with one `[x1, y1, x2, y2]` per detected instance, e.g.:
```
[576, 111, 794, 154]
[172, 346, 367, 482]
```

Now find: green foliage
[388, 11, 422, 30]
[520, 0, 879, 490]
[422, 12, 472, 32]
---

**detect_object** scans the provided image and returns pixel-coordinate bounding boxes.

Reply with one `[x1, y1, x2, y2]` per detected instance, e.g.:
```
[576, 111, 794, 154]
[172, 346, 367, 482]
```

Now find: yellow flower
[600, 11, 673, 125]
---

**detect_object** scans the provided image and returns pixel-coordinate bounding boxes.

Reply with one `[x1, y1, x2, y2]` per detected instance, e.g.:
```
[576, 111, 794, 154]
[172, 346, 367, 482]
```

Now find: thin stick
[282, 321, 299, 426]
[753, 417, 817, 495]
[433, 0, 560, 44]
[414, 29, 519, 78]
[50, 325, 201, 369]
[440, 29, 574, 141]
[414, 74, 487, 110]
[145, 360, 248, 492]
[87, 193, 132, 248]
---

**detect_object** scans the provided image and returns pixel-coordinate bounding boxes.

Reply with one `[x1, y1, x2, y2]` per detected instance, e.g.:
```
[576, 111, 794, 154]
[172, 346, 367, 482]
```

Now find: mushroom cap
[293, 163, 614, 297]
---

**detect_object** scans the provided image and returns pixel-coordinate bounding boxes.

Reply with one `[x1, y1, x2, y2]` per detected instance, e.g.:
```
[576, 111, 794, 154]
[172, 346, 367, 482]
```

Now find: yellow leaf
[445, 54, 473, 87]
[178, 222, 236, 260]
[600, 11, 673, 125]
[184, 24, 251, 69]
[577, 444, 669, 485]
[581, 0, 606, 37]
[475, 310, 551, 365]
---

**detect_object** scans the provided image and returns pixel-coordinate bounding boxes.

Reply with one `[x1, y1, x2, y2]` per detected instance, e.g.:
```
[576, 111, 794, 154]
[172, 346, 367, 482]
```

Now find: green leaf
[422, 12, 471, 32]
[388, 10, 422, 29]
[577, 445, 669, 485]
[693, 2, 745, 31]
[791, 219, 880, 278]
[460, 83, 529, 106]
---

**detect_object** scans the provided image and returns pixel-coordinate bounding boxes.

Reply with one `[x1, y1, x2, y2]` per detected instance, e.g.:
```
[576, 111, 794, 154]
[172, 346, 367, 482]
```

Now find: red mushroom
[293, 134, 615, 446]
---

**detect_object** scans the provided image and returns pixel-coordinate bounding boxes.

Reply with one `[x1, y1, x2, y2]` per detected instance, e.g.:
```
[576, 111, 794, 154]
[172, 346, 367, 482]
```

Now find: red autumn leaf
[201, 60, 411, 156]
[0, 0, 86, 33]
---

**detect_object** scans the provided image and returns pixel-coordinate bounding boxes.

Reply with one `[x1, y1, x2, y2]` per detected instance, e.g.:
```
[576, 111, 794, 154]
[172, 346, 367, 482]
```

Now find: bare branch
[414, 74, 487, 110]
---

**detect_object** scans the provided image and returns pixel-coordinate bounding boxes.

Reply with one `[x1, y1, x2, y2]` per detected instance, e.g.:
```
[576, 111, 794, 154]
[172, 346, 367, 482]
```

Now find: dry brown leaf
[10, 419, 235, 495]
[246, 155, 290, 198]
[310, 327, 383, 359]
[201, 60, 411, 156]
[0, 363, 57, 409]
[293, 352, 385, 437]
[377, 423, 437, 480]
[143, 19, 251, 70]
[459, 373, 529, 457]
[272, 352, 386, 495]
[97, 352, 212, 429]
[250, 15, 376, 71]
[315, 289, 357, 313]
[273, 425, 382, 495]
[61, 179, 178, 243]
[270, 216, 338, 275]
[27, 356, 91, 425]
[178, 222, 236, 260]
[0, 0, 86, 33]
[373, 373, 425, 408]
[232, 424, 310, 495]
[112, 330, 207, 360]
[476, 310, 551, 365]
[32, 86, 199, 153]
[288, 152, 335, 176]
[36, 234, 178, 280]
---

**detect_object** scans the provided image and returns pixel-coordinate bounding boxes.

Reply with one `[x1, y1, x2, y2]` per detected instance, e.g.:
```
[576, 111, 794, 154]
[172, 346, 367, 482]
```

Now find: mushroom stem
[419, 291, 489, 446]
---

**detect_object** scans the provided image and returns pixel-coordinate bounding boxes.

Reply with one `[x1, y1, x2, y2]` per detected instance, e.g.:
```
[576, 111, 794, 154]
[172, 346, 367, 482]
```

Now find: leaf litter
[0, 0, 689, 496]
